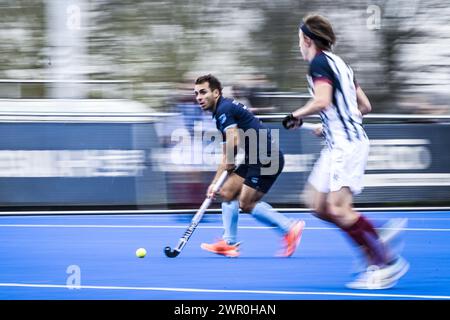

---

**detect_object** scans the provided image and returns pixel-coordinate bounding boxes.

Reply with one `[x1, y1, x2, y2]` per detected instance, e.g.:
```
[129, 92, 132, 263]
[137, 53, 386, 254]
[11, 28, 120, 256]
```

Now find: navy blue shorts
[234, 152, 285, 194]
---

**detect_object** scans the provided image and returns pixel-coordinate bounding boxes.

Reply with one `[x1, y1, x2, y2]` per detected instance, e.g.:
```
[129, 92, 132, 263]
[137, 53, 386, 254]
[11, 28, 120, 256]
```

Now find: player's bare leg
[327, 187, 384, 266]
[239, 185, 305, 257]
[218, 173, 244, 202]
[327, 187, 360, 228]
[324, 187, 409, 289]
[304, 183, 406, 255]
[302, 183, 333, 223]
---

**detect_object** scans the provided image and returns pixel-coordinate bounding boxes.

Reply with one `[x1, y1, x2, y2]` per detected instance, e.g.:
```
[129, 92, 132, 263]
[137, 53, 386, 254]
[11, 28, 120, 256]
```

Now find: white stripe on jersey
[310, 51, 366, 148]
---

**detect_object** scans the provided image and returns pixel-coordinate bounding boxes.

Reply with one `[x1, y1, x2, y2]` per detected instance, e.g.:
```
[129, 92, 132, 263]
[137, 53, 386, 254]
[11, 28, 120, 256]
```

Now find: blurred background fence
[0, 109, 448, 210]
[0, 1, 449, 210]
[1, 0, 450, 114]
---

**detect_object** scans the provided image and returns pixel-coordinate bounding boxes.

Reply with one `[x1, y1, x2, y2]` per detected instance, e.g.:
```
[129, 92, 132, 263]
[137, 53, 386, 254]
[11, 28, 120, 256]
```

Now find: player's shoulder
[217, 97, 246, 113]
[310, 51, 332, 70]
[311, 50, 327, 62]
[322, 51, 350, 69]
[309, 52, 334, 81]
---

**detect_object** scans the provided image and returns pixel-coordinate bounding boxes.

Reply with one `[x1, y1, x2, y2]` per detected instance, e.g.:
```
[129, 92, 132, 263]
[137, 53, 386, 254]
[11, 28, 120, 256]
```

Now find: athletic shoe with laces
[279, 220, 305, 257]
[200, 239, 241, 257]
[346, 256, 410, 290]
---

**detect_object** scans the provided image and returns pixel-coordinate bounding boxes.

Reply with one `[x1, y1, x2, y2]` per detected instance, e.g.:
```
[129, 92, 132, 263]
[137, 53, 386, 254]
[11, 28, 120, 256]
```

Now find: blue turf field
[0, 210, 449, 300]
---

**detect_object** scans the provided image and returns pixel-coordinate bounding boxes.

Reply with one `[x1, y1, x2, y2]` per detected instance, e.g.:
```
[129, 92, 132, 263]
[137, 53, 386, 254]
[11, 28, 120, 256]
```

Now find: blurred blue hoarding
[0, 112, 449, 208]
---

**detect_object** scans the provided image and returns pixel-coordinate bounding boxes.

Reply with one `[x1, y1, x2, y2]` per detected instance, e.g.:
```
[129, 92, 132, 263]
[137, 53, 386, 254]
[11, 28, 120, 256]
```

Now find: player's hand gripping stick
[164, 170, 230, 258]
[282, 113, 303, 130]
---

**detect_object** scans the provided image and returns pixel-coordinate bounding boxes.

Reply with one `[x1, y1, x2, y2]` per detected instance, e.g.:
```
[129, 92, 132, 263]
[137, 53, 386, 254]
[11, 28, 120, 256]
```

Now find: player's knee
[219, 189, 235, 202]
[307, 196, 327, 216]
[312, 208, 328, 220]
[302, 194, 314, 210]
[327, 203, 349, 220]
[239, 201, 256, 213]
[302, 187, 327, 215]
[312, 202, 327, 215]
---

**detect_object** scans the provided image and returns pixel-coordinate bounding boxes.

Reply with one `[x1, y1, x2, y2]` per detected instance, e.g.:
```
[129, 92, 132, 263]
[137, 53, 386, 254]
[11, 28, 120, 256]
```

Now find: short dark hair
[195, 74, 223, 95]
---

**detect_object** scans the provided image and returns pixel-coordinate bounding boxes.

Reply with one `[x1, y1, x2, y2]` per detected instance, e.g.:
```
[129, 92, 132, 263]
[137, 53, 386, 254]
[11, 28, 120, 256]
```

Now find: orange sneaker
[280, 220, 305, 257]
[200, 239, 241, 257]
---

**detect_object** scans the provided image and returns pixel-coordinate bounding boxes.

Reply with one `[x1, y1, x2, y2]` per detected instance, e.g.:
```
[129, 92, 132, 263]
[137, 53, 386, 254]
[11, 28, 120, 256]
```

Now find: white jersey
[307, 51, 367, 148]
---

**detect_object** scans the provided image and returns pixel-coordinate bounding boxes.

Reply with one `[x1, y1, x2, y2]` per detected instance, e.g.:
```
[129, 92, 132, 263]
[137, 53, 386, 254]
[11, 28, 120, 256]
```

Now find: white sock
[221, 200, 239, 244]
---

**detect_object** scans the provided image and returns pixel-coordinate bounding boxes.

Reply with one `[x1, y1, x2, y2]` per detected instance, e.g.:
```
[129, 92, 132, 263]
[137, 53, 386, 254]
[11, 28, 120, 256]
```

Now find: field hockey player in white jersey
[282, 14, 409, 290]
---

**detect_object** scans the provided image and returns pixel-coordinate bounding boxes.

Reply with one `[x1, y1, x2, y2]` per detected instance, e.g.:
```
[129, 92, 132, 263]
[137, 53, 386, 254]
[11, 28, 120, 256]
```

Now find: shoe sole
[200, 243, 240, 257]
[281, 220, 305, 257]
[369, 260, 409, 289]
[346, 279, 399, 290]
[346, 258, 410, 290]
[294, 221, 305, 244]
[386, 258, 410, 283]
[352, 219, 408, 273]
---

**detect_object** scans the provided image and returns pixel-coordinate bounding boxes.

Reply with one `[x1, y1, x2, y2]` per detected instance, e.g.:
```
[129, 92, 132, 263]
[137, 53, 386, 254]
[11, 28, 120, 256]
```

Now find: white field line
[0, 224, 448, 232]
[0, 282, 449, 300]
[1, 207, 450, 216]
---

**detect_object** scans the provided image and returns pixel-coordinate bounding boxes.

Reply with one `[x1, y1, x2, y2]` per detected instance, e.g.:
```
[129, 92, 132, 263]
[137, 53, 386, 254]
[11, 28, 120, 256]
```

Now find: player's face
[194, 82, 219, 112]
[299, 30, 308, 61]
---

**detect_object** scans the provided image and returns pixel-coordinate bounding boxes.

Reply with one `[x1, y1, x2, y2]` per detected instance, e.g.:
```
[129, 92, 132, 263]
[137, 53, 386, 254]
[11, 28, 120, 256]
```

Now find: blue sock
[222, 200, 239, 244]
[250, 202, 292, 234]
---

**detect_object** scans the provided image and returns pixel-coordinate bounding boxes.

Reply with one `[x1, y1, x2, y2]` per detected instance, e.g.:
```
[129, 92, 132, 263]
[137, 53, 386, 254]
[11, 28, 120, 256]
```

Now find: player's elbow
[314, 99, 331, 111]
[359, 102, 372, 115]
[356, 87, 372, 115]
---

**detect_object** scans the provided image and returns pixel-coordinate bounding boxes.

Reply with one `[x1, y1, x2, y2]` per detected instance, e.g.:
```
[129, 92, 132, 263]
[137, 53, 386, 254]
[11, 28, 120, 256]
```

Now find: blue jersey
[212, 96, 276, 164]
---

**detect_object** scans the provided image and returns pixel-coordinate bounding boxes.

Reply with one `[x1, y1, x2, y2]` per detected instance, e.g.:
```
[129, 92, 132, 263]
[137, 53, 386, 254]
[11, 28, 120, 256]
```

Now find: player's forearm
[211, 143, 236, 184]
[358, 103, 372, 115]
[211, 164, 227, 185]
[292, 98, 328, 119]
[223, 142, 238, 163]
[222, 128, 239, 167]
[356, 87, 372, 115]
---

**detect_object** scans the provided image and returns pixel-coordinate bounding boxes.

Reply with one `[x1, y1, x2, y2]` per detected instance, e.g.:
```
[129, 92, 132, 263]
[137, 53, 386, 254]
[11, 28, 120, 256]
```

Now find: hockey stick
[164, 169, 230, 258]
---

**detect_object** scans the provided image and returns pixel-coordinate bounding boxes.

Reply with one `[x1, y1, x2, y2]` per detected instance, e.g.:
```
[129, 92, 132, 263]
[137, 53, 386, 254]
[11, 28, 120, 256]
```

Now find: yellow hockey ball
[136, 248, 147, 258]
